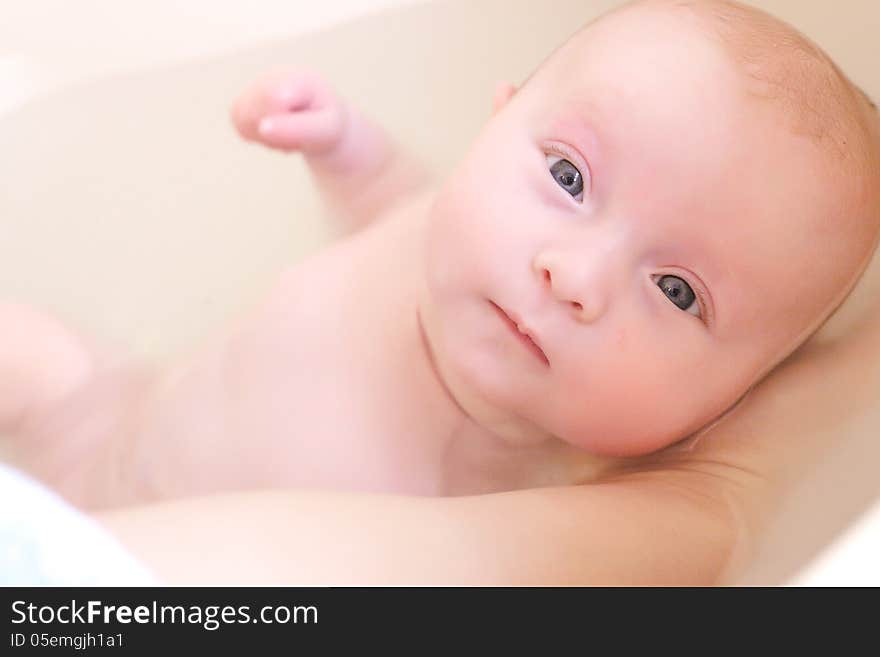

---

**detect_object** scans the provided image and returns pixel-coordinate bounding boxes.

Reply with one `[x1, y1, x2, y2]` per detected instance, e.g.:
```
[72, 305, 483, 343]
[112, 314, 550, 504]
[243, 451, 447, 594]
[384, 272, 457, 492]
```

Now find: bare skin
[2, 0, 878, 537]
[2, 0, 879, 585]
[95, 294, 880, 584]
[3, 189, 606, 507]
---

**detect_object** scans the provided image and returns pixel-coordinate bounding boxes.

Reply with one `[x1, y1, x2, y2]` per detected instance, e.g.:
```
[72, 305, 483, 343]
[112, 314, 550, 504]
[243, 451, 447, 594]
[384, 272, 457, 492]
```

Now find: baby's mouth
[489, 301, 550, 367]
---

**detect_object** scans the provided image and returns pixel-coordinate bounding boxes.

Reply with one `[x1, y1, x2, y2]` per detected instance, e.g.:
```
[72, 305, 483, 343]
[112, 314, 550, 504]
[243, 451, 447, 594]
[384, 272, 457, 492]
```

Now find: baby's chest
[227, 236, 439, 492]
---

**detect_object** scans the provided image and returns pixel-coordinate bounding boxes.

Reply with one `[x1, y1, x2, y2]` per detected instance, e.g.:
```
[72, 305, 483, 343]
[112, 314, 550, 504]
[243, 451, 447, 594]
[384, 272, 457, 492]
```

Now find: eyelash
[544, 141, 591, 199]
[651, 272, 711, 324]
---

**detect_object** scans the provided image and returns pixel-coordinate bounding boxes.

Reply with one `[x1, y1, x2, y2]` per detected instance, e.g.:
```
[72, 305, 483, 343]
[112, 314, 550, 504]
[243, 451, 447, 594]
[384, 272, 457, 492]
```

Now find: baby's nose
[532, 250, 608, 324]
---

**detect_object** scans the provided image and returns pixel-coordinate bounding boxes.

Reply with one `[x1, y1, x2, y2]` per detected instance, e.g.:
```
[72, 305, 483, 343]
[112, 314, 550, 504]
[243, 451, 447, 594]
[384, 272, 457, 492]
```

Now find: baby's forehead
[563, 1, 723, 59]
[529, 1, 880, 352]
[540, 1, 873, 233]
[539, 4, 744, 118]
[561, 1, 868, 160]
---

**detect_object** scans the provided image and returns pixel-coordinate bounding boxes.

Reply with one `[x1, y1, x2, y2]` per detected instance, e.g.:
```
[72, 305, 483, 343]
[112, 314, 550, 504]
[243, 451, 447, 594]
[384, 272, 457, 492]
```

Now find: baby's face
[419, 5, 858, 455]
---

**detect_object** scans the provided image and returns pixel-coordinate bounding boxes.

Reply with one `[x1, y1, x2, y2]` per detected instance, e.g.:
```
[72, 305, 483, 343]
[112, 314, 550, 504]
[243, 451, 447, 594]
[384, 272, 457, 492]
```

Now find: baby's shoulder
[361, 186, 437, 261]
[381, 186, 437, 224]
[263, 185, 435, 322]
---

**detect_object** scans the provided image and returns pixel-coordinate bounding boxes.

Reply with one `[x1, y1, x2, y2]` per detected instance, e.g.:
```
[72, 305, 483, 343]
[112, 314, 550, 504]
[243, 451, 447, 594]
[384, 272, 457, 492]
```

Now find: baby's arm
[231, 68, 430, 236]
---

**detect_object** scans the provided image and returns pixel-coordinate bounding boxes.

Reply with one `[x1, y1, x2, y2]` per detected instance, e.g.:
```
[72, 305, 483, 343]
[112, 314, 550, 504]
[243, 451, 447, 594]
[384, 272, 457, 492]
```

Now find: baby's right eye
[546, 154, 585, 202]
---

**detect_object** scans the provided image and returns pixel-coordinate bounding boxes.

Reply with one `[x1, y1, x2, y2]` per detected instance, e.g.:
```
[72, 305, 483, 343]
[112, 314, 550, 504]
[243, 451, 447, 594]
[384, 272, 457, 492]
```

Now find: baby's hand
[230, 68, 347, 156]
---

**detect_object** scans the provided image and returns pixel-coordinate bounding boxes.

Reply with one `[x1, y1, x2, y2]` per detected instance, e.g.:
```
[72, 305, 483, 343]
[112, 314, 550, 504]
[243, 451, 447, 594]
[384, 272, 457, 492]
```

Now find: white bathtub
[1, 0, 879, 585]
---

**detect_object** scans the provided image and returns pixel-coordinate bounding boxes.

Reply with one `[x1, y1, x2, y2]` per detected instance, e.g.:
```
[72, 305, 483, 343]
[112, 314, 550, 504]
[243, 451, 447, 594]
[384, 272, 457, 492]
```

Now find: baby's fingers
[230, 73, 319, 141]
[256, 106, 346, 155]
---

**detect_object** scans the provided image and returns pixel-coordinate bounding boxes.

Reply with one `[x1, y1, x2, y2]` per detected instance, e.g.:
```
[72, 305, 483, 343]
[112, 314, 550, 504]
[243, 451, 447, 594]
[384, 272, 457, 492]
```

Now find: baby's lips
[491, 301, 551, 366]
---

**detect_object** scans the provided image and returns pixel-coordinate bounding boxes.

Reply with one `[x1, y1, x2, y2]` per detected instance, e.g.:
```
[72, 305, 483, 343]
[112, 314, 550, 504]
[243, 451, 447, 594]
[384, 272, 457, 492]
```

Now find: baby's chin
[540, 409, 699, 459]
[440, 350, 556, 445]
[446, 346, 699, 458]
[439, 330, 719, 458]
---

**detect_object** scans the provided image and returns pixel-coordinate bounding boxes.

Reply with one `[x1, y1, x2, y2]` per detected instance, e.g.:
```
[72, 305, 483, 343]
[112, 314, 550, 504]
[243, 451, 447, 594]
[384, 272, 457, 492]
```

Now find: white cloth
[0, 462, 156, 585]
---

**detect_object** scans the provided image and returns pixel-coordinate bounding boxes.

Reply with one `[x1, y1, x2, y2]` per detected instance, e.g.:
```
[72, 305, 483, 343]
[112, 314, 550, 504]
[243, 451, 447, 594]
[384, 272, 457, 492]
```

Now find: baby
[3, 0, 879, 508]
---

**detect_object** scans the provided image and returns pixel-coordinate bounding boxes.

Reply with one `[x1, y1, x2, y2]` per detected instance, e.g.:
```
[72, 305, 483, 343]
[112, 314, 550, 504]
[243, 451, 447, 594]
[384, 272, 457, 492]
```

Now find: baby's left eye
[657, 275, 701, 318]
[546, 155, 584, 202]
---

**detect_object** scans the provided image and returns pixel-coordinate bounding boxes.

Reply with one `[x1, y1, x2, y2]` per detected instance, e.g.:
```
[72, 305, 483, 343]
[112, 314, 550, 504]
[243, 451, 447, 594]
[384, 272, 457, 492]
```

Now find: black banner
[0, 586, 865, 652]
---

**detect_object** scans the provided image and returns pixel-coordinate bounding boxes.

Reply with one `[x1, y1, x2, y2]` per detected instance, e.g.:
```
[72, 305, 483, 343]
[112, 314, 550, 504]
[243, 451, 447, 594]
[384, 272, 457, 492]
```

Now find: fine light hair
[579, 1, 880, 451]
[670, 0, 877, 168]
[519, 1, 880, 452]
[670, 0, 880, 337]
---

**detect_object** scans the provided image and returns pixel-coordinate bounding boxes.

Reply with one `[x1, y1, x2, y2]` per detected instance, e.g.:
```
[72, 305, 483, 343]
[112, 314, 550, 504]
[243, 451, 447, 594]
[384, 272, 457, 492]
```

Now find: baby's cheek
[550, 354, 709, 457]
[427, 180, 493, 263]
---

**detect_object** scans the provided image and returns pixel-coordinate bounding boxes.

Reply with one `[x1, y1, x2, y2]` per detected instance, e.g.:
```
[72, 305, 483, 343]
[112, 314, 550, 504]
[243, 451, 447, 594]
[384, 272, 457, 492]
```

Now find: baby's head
[418, 0, 880, 456]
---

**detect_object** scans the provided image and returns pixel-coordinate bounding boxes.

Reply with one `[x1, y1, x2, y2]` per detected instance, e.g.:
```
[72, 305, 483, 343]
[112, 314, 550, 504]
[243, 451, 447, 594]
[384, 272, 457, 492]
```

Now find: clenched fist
[230, 68, 348, 156]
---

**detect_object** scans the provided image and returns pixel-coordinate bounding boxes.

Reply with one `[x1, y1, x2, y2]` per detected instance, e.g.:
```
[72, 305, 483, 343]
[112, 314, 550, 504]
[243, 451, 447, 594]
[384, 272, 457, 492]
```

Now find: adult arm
[98, 477, 735, 586]
[98, 278, 880, 586]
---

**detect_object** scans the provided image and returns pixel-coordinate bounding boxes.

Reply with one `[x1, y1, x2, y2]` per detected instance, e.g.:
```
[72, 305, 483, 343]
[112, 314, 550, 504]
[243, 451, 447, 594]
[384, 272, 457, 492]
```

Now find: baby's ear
[491, 82, 518, 116]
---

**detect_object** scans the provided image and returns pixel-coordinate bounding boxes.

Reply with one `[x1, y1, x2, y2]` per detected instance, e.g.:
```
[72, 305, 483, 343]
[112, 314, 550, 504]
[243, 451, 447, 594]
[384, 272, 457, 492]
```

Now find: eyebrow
[665, 230, 727, 326]
[549, 112, 597, 143]
[547, 106, 606, 171]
